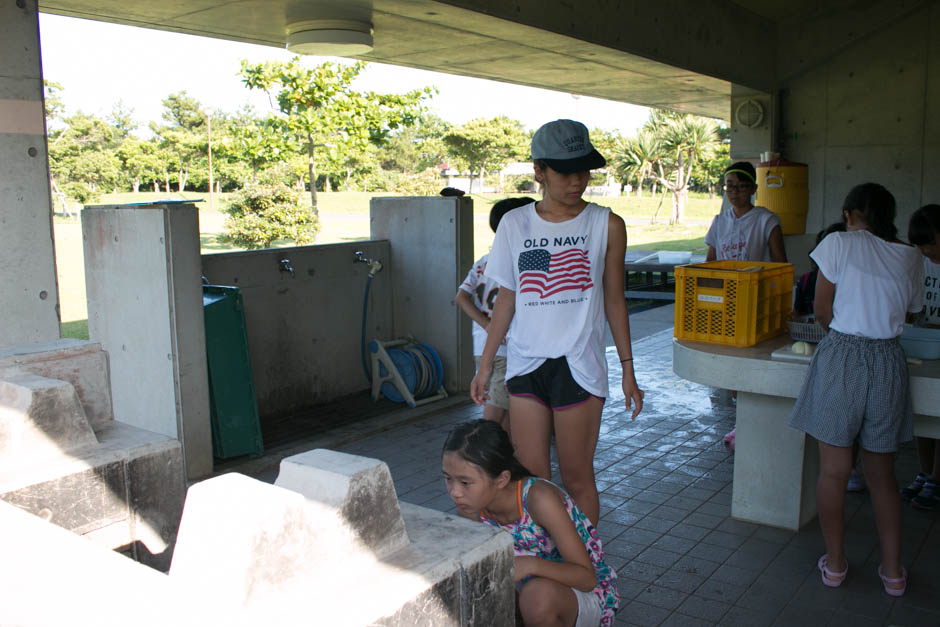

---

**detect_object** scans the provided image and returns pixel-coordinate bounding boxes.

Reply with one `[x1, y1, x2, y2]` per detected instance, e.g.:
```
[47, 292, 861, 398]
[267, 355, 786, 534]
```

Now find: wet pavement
[231, 306, 940, 626]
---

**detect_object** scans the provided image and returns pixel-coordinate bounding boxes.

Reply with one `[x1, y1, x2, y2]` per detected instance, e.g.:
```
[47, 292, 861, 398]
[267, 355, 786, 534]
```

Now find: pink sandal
[723, 428, 736, 452]
[878, 565, 907, 597]
[817, 554, 847, 587]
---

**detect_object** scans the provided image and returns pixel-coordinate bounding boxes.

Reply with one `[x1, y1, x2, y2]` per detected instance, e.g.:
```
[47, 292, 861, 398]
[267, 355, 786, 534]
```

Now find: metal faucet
[354, 250, 383, 278]
[279, 258, 295, 277]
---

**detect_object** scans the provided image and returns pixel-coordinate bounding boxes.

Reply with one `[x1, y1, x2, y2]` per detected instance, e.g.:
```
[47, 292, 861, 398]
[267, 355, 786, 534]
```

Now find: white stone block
[0, 501, 217, 627]
[0, 339, 114, 430]
[0, 373, 97, 461]
[170, 470, 514, 626]
[275, 448, 409, 556]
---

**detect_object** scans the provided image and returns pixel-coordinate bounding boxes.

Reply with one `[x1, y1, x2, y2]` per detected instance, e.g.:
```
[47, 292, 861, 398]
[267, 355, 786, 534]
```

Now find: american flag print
[518, 248, 593, 299]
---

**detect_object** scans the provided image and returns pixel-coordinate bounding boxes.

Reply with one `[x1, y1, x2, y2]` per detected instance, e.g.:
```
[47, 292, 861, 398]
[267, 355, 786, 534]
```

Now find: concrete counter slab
[673, 336, 940, 530]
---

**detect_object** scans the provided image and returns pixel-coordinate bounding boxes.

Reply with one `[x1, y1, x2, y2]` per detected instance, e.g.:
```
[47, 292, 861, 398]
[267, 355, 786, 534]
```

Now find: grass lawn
[55, 190, 718, 338]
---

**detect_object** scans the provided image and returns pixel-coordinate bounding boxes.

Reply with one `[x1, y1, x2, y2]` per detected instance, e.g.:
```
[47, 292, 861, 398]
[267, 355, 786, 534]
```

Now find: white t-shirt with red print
[705, 205, 781, 261]
[485, 202, 611, 397]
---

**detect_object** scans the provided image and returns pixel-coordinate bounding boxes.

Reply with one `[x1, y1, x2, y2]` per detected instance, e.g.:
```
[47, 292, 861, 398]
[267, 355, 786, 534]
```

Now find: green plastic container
[203, 285, 264, 459]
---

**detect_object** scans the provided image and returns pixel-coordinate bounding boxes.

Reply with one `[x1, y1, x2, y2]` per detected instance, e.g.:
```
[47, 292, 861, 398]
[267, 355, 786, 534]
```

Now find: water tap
[278, 258, 295, 277]
[354, 250, 383, 278]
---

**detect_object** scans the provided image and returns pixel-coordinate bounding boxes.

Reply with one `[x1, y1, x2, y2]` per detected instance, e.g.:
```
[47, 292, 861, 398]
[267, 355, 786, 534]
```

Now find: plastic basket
[674, 260, 794, 347]
[788, 319, 826, 343]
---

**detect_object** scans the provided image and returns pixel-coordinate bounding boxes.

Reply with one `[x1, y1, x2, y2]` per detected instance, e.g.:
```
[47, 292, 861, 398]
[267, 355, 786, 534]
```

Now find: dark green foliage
[222, 183, 320, 249]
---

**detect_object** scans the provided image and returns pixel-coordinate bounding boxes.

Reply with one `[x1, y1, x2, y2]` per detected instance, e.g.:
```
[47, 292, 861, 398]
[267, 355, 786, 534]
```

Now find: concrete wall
[0, 0, 59, 345]
[776, 1, 939, 236]
[200, 240, 394, 420]
[371, 196, 475, 394]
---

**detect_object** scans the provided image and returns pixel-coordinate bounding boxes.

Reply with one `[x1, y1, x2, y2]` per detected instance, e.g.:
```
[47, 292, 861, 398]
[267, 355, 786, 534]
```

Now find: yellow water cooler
[755, 159, 808, 235]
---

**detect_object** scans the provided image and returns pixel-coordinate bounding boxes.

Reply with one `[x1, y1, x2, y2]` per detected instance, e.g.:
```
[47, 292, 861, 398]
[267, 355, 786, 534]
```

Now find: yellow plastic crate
[674, 261, 794, 347]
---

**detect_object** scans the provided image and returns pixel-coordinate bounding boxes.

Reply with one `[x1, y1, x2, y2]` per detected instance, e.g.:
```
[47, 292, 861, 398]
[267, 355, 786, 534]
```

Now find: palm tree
[613, 130, 661, 198]
[648, 114, 718, 224]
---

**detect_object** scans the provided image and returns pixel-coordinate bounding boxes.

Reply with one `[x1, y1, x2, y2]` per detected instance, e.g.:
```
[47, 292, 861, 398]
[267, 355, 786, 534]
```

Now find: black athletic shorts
[505, 356, 603, 410]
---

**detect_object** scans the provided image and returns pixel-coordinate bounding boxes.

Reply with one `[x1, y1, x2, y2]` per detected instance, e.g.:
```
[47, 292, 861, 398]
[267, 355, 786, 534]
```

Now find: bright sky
[38, 13, 650, 136]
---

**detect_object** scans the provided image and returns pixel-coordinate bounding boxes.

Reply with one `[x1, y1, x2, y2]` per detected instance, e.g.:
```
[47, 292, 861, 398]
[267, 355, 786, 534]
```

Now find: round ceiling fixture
[286, 19, 373, 56]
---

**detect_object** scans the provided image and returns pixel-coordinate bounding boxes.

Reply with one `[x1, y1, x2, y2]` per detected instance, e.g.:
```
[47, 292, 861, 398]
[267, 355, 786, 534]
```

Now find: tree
[239, 58, 432, 215]
[108, 100, 137, 140]
[692, 126, 731, 197]
[645, 113, 719, 224]
[230, 115, 287, 184]
[48, 112, 122, 203]
[150, 92, 206, 192]
[612, 130, 661, 198]
[442, 116, 529, 192]
[222, 182, 319, 249]
[43, 80, 65, 122]
[382, 112, 450, 173]
[116, 137, 162, 193]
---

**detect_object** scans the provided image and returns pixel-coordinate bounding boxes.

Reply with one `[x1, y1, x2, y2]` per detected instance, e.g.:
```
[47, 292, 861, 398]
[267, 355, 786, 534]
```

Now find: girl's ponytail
[442, 419, 531, 481]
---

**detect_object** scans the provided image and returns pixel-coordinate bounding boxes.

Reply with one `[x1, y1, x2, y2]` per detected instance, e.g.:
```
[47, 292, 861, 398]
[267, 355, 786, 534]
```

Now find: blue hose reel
[369, 339, 448, 408]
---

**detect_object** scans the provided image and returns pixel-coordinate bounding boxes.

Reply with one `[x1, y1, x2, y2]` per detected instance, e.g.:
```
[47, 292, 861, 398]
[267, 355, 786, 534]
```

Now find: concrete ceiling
[36, 0, 827, 120]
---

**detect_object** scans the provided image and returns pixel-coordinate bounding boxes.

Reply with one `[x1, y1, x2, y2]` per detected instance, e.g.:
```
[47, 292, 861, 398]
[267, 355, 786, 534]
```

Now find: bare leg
[554, 397, 603, 525]
[915, 436, 939, 477]
[517, 577, 579, 627]
[931, 438, 940, 479]
[817, 441, 853, 572]
[508, 395, 553, 479]
[482, 404, 509, 435]
[862, 449, 904, 583]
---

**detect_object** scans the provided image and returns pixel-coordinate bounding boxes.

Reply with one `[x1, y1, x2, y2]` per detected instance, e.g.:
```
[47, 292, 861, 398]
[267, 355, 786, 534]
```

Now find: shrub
[222, 183, 319, 249]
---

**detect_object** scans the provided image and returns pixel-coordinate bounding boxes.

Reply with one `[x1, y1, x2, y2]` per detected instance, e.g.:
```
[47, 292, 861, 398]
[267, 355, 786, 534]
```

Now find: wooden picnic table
[623, 251, 706, 300]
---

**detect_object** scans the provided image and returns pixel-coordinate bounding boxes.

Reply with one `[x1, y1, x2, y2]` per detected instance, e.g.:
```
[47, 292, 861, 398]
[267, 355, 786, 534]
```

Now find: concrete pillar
[370, 196, 475, 392]
[0, 0, 60, 345]
[83, 203, 212, 481]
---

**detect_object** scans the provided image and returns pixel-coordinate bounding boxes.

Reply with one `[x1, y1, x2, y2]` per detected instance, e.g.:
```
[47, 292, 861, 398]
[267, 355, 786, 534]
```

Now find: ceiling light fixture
[286, 19, 374, 56]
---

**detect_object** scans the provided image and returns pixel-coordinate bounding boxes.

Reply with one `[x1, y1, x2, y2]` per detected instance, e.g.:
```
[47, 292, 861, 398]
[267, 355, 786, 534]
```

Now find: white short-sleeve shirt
[457, 254, 507, 357]
[705, 205, 781, 261]
[810, 230, 924, 338]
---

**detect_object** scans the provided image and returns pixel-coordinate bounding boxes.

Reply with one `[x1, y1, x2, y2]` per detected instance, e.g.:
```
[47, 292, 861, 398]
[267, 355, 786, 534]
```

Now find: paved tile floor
[236, 307, 940, 626]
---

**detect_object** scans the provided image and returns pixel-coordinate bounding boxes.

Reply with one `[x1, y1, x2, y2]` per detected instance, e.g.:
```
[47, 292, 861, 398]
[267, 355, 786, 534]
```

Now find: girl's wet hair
[909, 204, 940, 246]
[724, 161, 756, 184]
[842, 183, 898, 241]
[442, 419, 531, 480]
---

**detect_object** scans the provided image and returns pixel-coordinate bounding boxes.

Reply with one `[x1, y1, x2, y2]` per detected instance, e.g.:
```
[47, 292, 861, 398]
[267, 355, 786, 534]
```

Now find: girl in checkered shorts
[788, 183, 924, 597]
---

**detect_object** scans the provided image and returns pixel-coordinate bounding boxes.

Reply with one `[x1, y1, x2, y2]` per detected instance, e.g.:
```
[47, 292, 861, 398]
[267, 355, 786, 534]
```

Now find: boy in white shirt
[705, 161, 788, 263]
[705, 161, 788, 450]
[456, 197, 534, 431]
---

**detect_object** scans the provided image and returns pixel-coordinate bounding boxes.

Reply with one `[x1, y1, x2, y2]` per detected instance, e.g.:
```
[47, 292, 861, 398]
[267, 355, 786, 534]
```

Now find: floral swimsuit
[479, 477, 619, 626]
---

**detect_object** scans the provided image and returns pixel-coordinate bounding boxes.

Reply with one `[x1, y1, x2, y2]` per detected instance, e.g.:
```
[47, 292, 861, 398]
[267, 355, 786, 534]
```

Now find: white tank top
[485, 202, 611, 397]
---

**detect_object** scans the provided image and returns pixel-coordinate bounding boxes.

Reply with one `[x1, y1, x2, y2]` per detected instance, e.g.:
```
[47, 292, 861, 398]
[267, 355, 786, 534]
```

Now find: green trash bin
[203, 285, 264, 459]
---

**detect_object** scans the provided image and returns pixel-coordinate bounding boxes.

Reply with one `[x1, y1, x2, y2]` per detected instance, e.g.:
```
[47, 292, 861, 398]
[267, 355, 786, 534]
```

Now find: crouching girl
[442, 419, 618, 626]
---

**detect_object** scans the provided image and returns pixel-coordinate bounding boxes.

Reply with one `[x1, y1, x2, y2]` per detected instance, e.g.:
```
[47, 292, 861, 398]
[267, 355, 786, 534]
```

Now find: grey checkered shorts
[787, 329, 913, 453]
